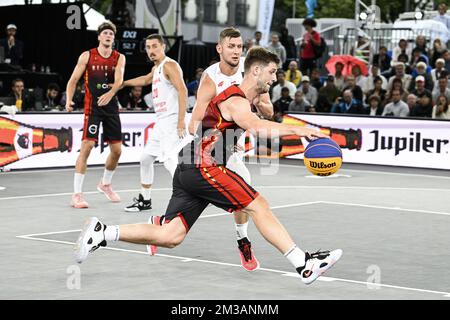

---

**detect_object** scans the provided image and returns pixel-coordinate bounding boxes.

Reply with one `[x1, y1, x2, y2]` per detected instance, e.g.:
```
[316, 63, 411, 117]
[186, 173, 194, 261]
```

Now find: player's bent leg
[119, 216, 187, 248]
[72, 140, 95, 208]
[74, 216, 187, 264]
[244, 195, 343, 285]
[226, 154, 259, 270]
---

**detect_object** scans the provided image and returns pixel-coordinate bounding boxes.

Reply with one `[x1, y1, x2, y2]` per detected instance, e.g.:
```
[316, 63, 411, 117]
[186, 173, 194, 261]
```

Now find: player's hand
[177, 120, 186, 138]
[297, 127, 329, 139]
[98, 91, 114, 106]
[65, 101, 74, 112]
[234, 143, 245, 153]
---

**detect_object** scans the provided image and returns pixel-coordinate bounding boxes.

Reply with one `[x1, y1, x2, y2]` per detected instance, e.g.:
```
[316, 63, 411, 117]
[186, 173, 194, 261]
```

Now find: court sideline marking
[2, 162, 449, 180]
[15, 232, 450, 298]
[2, 185, 450, 201]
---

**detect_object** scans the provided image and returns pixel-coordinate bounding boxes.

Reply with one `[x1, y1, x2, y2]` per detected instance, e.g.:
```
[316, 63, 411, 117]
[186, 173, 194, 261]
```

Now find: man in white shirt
[382, 89, 410, 117]
[299, 76, 318, 106]
[388, 62, 412, 91]
[271, 70, 297, 102]
[434, 3, 450, 31]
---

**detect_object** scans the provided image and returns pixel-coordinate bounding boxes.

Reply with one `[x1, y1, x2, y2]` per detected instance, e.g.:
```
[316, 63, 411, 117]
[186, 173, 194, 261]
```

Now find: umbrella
[325, 55, 369, 77]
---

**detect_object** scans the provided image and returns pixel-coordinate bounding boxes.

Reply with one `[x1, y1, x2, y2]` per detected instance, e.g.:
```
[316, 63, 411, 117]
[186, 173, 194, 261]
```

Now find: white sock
[141, 187, 152, 200]
[235, 222, 249, 240]
[104, 225, 120, 242]
[284, 245, 306, 269]
[74, 173, 85, 194]
[102, 169, 115, 185]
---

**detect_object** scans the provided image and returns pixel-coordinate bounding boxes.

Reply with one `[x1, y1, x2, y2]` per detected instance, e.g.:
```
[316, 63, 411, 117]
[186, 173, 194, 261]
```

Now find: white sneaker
[74, 217, 107, 263]
[298, 249, 343, 285]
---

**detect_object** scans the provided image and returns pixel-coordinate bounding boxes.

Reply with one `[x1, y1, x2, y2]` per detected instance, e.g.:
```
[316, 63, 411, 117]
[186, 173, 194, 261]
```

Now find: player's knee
[244, 196, 269, 216]
[166, 236, 183, 248]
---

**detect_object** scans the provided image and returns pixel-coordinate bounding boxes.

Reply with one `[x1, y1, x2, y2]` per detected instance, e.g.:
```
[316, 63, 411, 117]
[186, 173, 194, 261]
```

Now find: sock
[284, 245, 306, 269]
[141, 187, 152, 200]
[104, 225, 120, 242]
[102, 169, 115, 185]
[235, 222, 249, 240]
[74, 173, 85, 194]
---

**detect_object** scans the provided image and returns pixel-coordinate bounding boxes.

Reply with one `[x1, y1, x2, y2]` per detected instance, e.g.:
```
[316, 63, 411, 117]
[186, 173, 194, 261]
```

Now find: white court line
[264, 163, 450, 180]
[258, 186, 450, 192]
[0, 188, 170, 201]
[0, 186, 5, 190]
[2, 162, 448, 180]
[199, 201, 322, 219]
[2, 185, 450, 201]
[15, 232, 450, 298]
[321, 201, 450, 217]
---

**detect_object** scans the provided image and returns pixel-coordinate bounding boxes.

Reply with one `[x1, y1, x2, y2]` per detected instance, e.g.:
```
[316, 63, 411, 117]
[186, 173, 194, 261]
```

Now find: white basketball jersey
[205, 57, 245, 95]
[152, 57, 182, 120]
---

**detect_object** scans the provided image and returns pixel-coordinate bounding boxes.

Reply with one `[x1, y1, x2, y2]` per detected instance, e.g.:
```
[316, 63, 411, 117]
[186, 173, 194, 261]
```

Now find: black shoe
[124, 194, 152, 212]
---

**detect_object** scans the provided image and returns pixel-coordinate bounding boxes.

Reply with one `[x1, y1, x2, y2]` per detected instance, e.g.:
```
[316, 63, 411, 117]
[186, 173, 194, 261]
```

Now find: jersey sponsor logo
[96, 83, 109, 90]
[88, 124, 98, 135]
[218, 81, 224, 87]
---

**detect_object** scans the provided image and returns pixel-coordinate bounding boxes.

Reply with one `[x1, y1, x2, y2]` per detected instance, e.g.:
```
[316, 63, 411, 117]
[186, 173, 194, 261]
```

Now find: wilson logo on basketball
[308, 161, 336, 169]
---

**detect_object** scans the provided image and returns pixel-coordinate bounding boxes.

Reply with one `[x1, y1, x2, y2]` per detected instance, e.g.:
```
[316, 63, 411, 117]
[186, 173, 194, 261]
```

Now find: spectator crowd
[2, 4, 450, 120]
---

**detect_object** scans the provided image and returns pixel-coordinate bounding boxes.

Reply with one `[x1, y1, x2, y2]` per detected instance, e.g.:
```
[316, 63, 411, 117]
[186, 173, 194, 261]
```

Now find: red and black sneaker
[146, 215, 164, 255]
[296, 249, 343, 285]
[237, 237, 260, 271]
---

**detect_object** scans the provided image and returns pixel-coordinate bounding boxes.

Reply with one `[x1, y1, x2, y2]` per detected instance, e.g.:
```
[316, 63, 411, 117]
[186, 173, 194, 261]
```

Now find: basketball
[303, 138, 342, 176]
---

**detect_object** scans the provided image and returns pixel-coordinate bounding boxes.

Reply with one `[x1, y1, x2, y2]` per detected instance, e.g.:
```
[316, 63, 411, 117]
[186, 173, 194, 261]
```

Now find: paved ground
[1, 159, 449, 300]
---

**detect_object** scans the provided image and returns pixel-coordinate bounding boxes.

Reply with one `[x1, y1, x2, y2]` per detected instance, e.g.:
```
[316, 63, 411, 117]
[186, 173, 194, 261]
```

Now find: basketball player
[74, 47, 343, 285]
[66, 21, 126, 208]
[123, 34, 187, 213]
[191, 27, 274, 271]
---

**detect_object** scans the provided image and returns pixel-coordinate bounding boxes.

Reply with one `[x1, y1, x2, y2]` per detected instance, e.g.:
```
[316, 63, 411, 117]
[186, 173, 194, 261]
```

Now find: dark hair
[255, 31, 262, 36]
[12, 78, 24, 86]
[244, 47, 280, 72]
[97, 21, 116, 35]
[397, 53, 409, 61]
[281, 87, 290, 92]
[219, 27, 241, 43]
[437, 94, 449, 114]
[373, 76, 382, 84]
[302, 18, 317, 28]
[146, 33, 164, 44]
[47, 82, 60, 91]
[276, 69, 285, 76]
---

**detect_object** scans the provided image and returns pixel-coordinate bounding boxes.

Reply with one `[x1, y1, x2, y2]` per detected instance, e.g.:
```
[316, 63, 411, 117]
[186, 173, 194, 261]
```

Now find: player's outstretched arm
[165, 61, 188, 138]
[98, 54, 126, 106]
[65, 51, 89, 112]
[227, 96, 327, 139]
[188, 73, 216, 135]
[122, 66, 155, 89]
